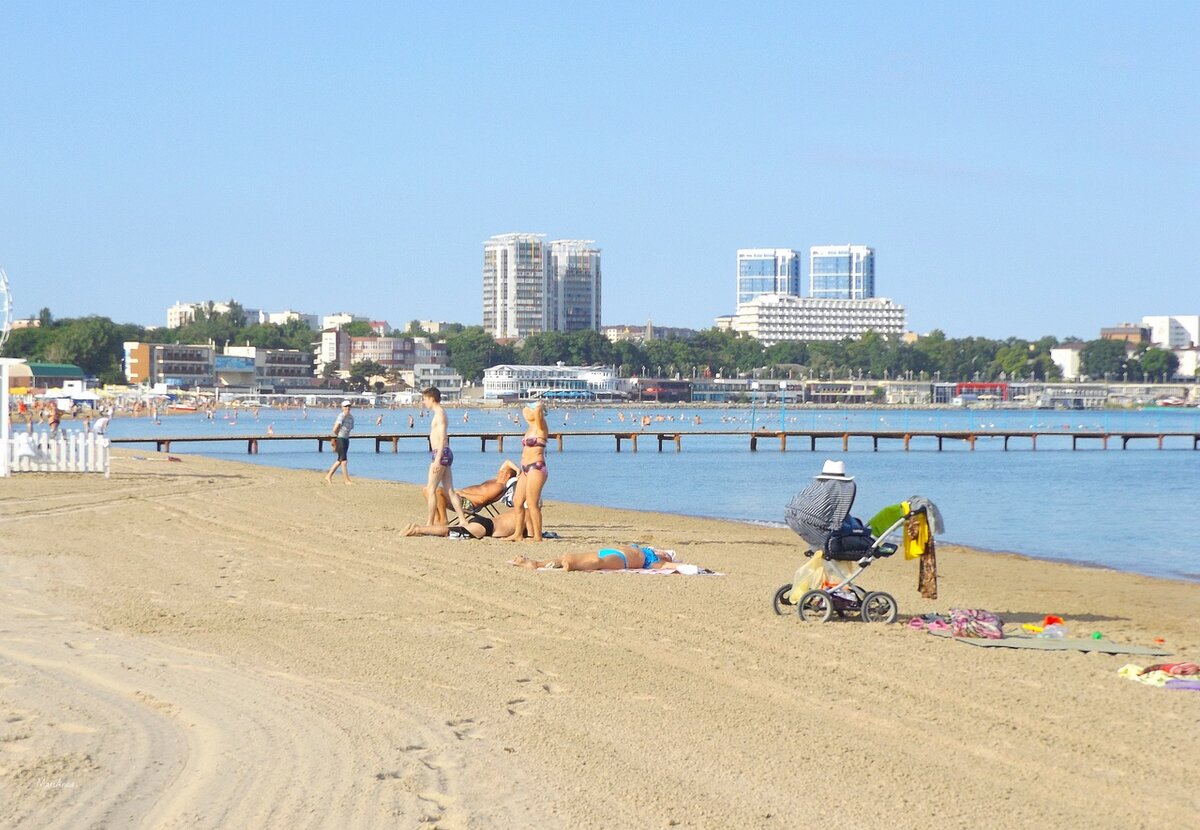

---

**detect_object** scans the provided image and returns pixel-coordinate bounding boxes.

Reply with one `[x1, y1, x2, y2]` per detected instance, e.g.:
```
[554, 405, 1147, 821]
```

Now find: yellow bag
[788, 553, 827, 601]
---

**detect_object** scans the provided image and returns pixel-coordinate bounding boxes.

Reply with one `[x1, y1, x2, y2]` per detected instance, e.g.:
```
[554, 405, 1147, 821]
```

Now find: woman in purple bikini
[503, 400, 549, 542]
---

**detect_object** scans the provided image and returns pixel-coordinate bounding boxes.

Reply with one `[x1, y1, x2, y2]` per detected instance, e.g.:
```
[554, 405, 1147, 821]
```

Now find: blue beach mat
[928, 629, 1171, 656]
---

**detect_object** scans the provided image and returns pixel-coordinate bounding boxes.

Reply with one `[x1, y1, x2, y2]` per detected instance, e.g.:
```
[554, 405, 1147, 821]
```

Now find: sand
[0, 452, 1196, 829]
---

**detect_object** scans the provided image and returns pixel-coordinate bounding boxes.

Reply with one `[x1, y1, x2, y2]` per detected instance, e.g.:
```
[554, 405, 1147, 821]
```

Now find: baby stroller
[771, 473, 905, 623]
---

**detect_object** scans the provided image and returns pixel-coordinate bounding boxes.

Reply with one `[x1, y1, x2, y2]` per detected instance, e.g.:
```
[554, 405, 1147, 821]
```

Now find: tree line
[2, 305, 1183, 387]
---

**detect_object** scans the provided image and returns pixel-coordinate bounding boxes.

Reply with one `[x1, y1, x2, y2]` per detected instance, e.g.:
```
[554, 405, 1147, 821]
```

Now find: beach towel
[930, 630, 1171, 656]
[590, 566, 723, 576]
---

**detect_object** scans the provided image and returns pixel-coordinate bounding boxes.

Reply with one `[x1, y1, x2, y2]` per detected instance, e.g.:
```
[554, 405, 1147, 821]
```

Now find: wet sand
[1, 452, 1196, 828]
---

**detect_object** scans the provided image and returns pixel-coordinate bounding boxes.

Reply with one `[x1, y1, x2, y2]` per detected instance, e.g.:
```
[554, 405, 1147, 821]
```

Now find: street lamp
[750, 381, 760, 430]
[779, 380, 788, 431]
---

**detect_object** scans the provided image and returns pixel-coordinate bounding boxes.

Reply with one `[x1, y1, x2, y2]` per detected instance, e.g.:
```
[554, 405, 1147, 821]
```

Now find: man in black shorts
[324, 400, 354, 485]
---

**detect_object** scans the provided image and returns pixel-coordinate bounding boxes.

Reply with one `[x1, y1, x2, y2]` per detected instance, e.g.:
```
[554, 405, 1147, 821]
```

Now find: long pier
[109, 428, 1200, 454]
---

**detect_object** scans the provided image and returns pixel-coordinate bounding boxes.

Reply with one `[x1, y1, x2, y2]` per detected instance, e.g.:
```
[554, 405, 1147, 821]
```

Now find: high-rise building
[809, 245, 875, 300]
[483, 233, 548, 339]
[736, 249, 802, 306]
[548, 240, 602, 333]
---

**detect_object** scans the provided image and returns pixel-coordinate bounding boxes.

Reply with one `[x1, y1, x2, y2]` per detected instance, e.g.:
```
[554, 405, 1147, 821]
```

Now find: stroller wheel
[860, 591, 899, 624]
[797, 590, 834, 623]
[772, 584, 794, 616]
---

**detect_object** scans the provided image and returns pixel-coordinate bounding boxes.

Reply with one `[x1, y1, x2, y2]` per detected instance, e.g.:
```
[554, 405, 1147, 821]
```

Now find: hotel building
[809, 245, 875, 300]
[727, 294, 905, 345]
[548, 240, 602, 333]
[736, 249, 802, 306]
[483, 234, 602, 339]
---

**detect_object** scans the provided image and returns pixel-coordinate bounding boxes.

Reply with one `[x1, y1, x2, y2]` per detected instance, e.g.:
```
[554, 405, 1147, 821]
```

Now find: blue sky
[2, 2, 1196, 339]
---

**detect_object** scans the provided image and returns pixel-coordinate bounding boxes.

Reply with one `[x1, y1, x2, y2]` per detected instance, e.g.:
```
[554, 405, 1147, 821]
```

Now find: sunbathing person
[508, 544, 702, 573]
[423, 459, 520, 525]
[402, 506, 523, 539]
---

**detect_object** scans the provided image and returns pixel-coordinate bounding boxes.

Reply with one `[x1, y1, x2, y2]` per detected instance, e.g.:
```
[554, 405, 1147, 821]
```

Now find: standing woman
[504, 400, 549, 541]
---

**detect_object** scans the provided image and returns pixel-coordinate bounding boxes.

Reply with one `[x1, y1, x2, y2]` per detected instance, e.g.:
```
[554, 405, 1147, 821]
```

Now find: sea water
[106, 405, 1200, 581]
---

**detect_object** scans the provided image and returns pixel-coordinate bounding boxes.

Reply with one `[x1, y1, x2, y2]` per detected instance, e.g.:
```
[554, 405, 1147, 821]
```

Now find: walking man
[324, 400, 354, 485]
[423, 387, 469, 527]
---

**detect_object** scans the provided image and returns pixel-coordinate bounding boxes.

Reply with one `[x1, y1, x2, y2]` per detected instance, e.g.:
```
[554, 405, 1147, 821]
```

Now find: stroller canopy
[784, 477, 857, 548]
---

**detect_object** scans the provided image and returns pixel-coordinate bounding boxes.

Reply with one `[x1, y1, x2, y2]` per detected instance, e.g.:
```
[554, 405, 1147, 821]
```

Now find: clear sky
[1, 2, 1196, 339]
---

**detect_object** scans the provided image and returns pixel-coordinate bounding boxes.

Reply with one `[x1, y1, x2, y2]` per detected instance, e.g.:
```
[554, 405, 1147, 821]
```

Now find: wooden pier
[109, 428, 1200, 455]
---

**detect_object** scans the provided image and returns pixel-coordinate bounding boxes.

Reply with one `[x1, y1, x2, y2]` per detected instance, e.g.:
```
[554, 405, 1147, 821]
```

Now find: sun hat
[816, 459, 853, 480]
[341, 400, 351, 407]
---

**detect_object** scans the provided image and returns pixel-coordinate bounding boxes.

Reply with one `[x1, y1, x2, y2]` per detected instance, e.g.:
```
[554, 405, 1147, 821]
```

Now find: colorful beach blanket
[928, 629, 1171, 656]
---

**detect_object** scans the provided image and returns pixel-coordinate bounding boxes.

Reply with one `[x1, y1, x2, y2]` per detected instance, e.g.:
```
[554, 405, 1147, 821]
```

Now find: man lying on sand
[403, 508, 516, 539]
[508, 544, 708, 573]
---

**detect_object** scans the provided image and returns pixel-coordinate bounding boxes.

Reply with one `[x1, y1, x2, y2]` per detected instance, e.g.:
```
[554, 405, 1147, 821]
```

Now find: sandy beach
[1, 452, 1196, 829]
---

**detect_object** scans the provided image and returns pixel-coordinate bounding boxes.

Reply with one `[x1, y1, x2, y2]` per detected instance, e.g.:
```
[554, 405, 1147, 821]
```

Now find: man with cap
[324, 400, 355, 484]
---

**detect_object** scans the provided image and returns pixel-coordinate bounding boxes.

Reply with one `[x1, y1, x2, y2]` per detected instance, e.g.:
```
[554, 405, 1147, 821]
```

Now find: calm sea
[106, 405, 1200, 582]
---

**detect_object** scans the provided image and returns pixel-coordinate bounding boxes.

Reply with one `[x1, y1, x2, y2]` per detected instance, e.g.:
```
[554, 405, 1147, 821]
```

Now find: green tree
[1079, 339, 1129, 380]
[444, 327, 516, 382]
[1137, 347, 1178, 382]
[348, 360, 387, 391]
[343, 321, 375, 337]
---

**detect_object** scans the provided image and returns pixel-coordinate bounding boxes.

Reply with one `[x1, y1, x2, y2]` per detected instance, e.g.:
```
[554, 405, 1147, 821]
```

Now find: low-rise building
[1050, 343, 1084, 380]
[223, 346, 316, 390]
[349, 336, 448, 371]
[403, 364, 464, 399]
[321, 312, 369, 330]
[124, 342, 215, 387]
[727, 294, 905, 345]
[1100, 323, 1150, 344]
[267, 310, 320, 330]
[482, 364, 619, 400]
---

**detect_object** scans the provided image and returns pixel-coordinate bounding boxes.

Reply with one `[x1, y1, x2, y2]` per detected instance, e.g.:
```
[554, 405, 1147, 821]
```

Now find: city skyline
[1, 4, 1196, 340]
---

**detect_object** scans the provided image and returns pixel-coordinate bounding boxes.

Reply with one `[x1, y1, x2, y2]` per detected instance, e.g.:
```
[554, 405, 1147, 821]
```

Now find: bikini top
[522, 436, 547, 448]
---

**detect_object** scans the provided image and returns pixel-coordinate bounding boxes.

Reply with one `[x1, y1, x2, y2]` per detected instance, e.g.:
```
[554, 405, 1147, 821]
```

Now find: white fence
[4, 430, 110, 477]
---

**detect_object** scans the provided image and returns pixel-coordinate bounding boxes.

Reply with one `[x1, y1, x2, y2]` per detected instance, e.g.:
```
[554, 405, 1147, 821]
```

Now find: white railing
[4, 430, 110, 477]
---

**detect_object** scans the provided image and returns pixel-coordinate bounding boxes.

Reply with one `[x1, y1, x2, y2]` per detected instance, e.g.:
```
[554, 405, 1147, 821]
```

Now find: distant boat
[168, 403, 198, 412]
[1154, 396, 1186, 407]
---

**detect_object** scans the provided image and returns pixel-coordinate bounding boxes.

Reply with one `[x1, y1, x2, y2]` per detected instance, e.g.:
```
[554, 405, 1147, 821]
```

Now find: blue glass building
[736, 249, 802, 306]
[809, 244, 875, 300]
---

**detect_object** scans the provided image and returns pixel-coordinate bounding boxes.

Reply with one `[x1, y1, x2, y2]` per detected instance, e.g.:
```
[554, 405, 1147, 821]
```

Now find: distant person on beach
[423, 459, 520, 525]
[508, 544, 704, 573]
[323, 400, 354, 485]
[48, 404, 61, 435]
[502, 401, 549, 543]
[423, 387, 470, 527]
[92, 411, 111, 438]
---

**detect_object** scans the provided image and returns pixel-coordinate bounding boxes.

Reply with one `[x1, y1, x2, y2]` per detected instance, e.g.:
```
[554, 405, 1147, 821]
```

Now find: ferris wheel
[0, 267, 11, 353]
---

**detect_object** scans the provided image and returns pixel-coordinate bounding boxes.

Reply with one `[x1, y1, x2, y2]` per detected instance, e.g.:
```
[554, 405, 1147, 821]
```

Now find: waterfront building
[483, 233, 548, 339]
[223, 346, 316, 390]
[123, 342, 215, 387]
[548, 240, 602, 333]
[736, 248, 802, 306]
[482, 364, 619, 400]
[727, 294, 905, 345]
[1141, 315, 1200, 349]
[809, 245, 875, 300]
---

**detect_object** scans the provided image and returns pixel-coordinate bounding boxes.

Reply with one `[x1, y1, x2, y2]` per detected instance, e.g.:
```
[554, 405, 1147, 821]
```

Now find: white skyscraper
[483, 233, 548, 339]
[548, 240, 602, 333]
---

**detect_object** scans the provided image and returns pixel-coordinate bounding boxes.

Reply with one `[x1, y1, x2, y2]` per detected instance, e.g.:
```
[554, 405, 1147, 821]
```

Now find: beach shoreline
[1, 453, 1197, 828]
